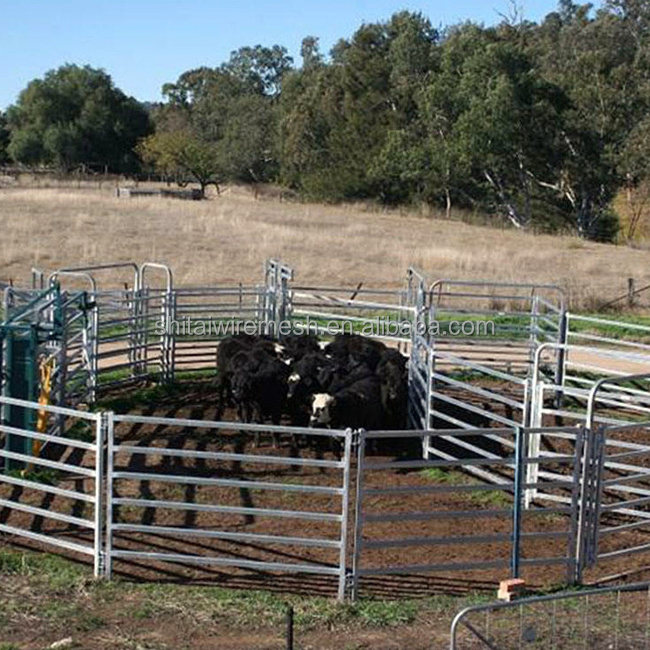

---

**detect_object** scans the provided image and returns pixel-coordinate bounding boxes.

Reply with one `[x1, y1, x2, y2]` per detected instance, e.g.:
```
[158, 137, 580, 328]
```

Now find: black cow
[286, 352, 332, 426]
[281, 333, 321, 363]
[230, 350, 290, 446]
[324, 334, 386, 371]
[215, 334, 281, 418]
[318, 360, 375, 394]
[376, 349, 408, 430]
[309, 375, 384, 432]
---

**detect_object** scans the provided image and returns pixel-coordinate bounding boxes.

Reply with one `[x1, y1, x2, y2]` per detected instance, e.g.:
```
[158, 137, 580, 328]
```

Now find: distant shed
[116, 187, 203, 200]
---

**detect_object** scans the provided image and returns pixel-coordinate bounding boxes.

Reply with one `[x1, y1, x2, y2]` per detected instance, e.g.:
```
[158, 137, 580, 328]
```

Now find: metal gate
[582, 420, 650, 579]
[351, 426, 585, 599]
[104, 413, 353, 600]
[422, 280, 566, 486]
[0, 396, 105, 575]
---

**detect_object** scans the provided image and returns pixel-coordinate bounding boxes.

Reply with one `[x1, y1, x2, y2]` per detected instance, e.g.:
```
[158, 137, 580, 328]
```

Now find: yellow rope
[33, 359, 54, 457]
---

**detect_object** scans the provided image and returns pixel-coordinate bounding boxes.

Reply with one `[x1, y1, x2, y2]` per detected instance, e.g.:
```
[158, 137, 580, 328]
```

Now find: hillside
[0, 185, 647, 309]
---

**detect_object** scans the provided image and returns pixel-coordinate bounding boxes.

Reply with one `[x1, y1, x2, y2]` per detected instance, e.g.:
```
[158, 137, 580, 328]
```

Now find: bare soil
[2, 379, 650, 649]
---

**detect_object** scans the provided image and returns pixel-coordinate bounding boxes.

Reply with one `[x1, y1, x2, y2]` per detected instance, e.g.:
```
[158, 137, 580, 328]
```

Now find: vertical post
[160, 290, 173, 384]
[56, 296, 68, 434]
[141, 287, 150, 376]
[575, 423, 599, 585]
[588, 426, 606, 568]
[628, 278, 636, 309]
[285, 605, 294, 650]
[169, 291, 176, 384]
[89, 300, 99, 403]
[338, 428, 353, 603]
[555, 313, 568, 410]
[93, 412, 106, 578]
[511, 426, 524, 579]
[525, 382, 544, 508]
[127, 285, 138, 378]
[424, 344, 435, 450]
[568, 426, 585, 584]
[104, 411, 115, 579]
[350, 429, 366, 602]
[528, 295, 540, 373]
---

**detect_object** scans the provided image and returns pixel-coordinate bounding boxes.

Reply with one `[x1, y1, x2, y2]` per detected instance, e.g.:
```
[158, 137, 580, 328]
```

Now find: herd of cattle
[215, 333, 408, 439]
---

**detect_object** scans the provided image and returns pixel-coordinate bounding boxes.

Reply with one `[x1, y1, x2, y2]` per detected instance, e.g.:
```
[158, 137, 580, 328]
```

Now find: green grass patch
[0, 549, 88, 590]
[9, 467, 62, 486]
[65, 419, 95, 443]
[97, 382, 193, 413]
[569, 312, 650, 342]
[420, 467, 512, 507]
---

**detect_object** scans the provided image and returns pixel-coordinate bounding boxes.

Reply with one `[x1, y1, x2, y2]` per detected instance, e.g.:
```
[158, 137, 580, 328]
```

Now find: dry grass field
[0, 182, 648, 308]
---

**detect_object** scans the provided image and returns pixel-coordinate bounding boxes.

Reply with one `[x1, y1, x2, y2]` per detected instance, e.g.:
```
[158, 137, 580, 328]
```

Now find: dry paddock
[1, 379, 650, 600]
[0, 185, 649, 310]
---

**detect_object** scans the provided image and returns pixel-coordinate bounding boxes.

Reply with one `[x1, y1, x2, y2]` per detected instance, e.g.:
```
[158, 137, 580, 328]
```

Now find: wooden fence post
[628, 278, 636, 308]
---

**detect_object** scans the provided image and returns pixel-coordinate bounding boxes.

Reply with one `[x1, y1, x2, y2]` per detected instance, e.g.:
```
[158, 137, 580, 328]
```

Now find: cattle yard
[1, 260, 650, 602]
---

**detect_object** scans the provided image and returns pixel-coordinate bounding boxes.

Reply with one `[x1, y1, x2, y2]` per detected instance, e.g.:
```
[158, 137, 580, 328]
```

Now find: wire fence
[450, 581, 650, 649]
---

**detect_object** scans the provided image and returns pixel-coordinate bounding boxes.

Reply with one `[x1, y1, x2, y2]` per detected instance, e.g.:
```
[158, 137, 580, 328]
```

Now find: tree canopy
[4, 3, 650, 240]
[0, 112, 9, 165]
[5, 64, 151, 173]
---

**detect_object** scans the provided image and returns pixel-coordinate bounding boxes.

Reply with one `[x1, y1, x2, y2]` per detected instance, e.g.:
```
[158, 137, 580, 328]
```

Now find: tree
[6, 64, 151, 172]
[279, 12, 438, 200]
[0, 112, 11, 165]
[157, 45, 293, 185]
[137, 131, 224, 196]
[618, 115, 650, 239]
[451, 34, 569, 228]
[301, 37, 324, 70]
[218, 94, 277, 181]
[224, 45, 293, 97]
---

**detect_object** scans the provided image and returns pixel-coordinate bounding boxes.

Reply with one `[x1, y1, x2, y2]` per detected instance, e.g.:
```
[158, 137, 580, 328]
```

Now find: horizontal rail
[0, 424, 97, 452]
[356, 558, 509, 576]
[0, 474, 95, 503]
[112, 445, 345, 469]
[108, 550, 341, 576]
[361, 529, 568, 550]
[0, 449, 97, 477]
[0, 395, 100, 421]
[111, 472, 343, 495]
[112, 524, 341, 548]
[0, 523, 95, 556]
[112, 414, 349, 438]
[0, 497, 95, 528]
[112, 497, 342, 522]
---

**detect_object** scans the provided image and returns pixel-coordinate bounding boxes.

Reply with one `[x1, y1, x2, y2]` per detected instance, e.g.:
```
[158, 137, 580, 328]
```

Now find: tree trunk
[483, 170, 527, 228]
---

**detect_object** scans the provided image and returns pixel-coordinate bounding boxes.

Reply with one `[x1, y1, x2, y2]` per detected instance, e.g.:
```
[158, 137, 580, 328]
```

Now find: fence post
[93, 412, 107, 578]
[628, 278, 636, 308]
[588, 426, 606, 568]
[554, 311, 569, 411]
[104, 410, 115, 579]
[568, 426, 586, 584]
[88, 298, 99, 403]
[575, 423, 605, 584]
[160, 289, 175, 384]
[338, 428, 353, 603]
[511, 426, 524, 579]
[350, 428, 366, 602]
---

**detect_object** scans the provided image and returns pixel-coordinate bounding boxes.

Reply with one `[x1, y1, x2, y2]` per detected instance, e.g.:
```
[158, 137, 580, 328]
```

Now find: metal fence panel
[0, 395, 104, 575]
[352, 426, 584, 600]
[104, 413, 353, 601]
[450, 581, 650, 650]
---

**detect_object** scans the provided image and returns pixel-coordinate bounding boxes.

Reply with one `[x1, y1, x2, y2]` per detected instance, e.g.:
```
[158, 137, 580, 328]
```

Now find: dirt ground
[2, 379, 650, 649]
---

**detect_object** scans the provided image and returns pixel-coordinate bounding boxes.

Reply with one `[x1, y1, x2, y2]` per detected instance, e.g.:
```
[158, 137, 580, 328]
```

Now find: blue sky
[1, 0, 573, 109]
